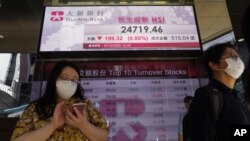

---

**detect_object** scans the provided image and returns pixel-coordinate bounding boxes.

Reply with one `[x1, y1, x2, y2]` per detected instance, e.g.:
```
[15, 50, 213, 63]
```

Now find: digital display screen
[39, 5, 201, 54]
[32, 60, 207, 141]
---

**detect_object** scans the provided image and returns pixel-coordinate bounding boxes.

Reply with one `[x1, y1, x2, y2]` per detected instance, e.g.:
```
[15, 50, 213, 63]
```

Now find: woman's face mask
[56, 80, 78, 100]
[56, 66, 80, 100]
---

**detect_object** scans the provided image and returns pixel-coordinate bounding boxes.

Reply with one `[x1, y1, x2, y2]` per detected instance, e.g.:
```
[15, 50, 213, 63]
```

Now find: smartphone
[68, 103, 86, 115]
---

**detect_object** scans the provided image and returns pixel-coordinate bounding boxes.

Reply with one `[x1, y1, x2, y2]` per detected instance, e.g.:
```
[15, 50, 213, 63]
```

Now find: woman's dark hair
[35, 60, 84, 119]
[204, 42, 236, 80]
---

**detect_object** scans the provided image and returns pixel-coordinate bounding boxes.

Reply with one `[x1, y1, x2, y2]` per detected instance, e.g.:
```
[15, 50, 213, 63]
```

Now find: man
[188, 42, 250, 141]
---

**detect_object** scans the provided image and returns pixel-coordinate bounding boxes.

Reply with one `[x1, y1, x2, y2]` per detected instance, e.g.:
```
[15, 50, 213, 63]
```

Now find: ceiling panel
[197, 17, 217, 30]
[210, 17, 231, 30]
[197, 2, 226, 17]
[194, 0, 232, 42]
[0, 0, 43, 53]
[0, 30, 40, 52]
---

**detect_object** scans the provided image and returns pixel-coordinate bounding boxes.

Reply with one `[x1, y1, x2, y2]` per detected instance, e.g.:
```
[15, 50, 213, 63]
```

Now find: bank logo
[50, 11, 64, 21]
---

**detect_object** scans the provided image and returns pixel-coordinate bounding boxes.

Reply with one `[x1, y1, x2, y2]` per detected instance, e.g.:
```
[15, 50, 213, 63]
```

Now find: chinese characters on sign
[40, 6, 201, 52]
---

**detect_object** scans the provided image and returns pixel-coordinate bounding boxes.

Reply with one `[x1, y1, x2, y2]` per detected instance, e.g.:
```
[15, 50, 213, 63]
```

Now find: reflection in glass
[0, 53, 35, 118]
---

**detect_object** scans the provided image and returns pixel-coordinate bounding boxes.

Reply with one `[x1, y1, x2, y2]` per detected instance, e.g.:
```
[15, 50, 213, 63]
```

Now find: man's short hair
[204, 42, 236, 80]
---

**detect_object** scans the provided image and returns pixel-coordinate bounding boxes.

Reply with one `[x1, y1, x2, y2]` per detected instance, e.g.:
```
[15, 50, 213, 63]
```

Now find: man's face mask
[222, 57, 245, 79]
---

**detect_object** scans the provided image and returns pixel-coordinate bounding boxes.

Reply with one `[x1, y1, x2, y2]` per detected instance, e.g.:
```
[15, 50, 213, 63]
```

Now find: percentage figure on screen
[128, 36, 148, 41]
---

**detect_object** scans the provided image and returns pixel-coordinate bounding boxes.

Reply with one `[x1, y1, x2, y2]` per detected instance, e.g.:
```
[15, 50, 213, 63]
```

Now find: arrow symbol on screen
[97, 36, 102, 40]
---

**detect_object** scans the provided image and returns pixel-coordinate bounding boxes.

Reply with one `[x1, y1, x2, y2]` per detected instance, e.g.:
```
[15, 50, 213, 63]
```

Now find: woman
[188, 42, 250, 141]
[11, 60, 109, 141]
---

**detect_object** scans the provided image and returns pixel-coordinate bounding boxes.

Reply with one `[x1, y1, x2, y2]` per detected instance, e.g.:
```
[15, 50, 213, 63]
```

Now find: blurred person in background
[178, 96, 193, 141]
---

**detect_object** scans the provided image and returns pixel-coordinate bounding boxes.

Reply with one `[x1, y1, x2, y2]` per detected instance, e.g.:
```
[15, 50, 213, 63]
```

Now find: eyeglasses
[220, 56, 242, 61]
[58, 76, 80, 84]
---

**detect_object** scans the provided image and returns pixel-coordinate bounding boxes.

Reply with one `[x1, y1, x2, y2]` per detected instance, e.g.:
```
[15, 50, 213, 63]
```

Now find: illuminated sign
[32, 60, 205, 141]
[39, 5, 202, 57]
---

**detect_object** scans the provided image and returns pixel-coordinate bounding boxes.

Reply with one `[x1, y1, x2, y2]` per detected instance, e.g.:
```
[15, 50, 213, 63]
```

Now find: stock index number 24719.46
[121, 26, 163, 34]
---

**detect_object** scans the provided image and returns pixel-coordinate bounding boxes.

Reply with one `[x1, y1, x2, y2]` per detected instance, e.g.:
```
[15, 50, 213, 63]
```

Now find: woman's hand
[66, 105, 108, 141]
[65, 106, 88, 129]
[51, 102, 65, 130]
